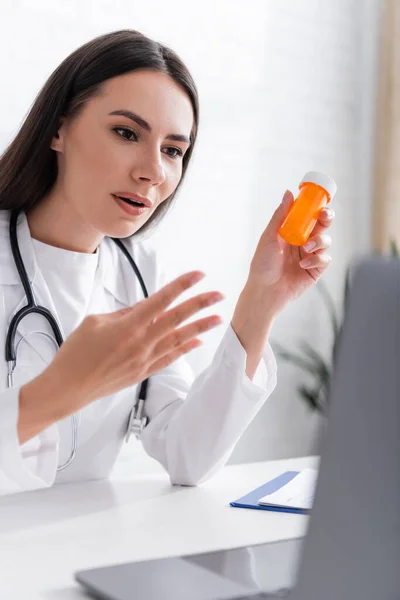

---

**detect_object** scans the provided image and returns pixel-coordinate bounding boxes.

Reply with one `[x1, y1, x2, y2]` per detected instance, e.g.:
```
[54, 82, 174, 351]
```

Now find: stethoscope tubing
[6, 208, 150, 471]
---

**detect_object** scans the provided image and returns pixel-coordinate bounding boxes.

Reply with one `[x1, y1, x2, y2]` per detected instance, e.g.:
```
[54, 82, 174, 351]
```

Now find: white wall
[0, 0, 382, 465]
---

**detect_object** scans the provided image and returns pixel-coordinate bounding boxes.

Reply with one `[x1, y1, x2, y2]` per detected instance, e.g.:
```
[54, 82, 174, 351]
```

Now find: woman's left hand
[248, 189, 335, 314]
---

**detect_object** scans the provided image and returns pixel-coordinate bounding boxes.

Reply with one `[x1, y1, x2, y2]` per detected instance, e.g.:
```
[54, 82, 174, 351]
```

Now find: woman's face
[51, 69, 194, 239]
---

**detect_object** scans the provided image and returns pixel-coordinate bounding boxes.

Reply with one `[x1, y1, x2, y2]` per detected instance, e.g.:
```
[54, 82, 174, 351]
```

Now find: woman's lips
[114, 192, 152, 208]
[112, 194, 148, 216]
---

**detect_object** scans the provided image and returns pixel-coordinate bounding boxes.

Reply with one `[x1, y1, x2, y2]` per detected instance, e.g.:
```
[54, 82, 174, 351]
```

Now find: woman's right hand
[41, 270, 224, 415]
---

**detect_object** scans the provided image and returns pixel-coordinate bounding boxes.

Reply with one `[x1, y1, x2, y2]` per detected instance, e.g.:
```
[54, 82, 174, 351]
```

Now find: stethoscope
[6, 208, 150, 471]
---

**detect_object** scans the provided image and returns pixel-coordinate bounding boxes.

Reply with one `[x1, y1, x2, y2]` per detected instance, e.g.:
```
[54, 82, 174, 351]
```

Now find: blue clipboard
[230, 471, 309, 515]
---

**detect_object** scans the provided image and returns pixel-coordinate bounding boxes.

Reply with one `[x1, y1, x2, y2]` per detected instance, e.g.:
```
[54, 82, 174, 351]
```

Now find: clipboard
[230, 470, 310, 515]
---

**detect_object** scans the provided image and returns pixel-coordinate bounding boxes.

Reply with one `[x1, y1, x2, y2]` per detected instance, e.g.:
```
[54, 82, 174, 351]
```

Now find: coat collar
[0, 209, 131, 307]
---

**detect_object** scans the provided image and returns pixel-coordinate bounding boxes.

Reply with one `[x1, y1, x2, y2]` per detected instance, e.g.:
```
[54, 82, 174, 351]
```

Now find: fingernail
[300, 259, 312, 268]
[209, 293, 225, 304]
[281, 190, 291, 208]
[325, 208, 334, 219]
[303, 241, 316, 252]
[211, 316, 223, 326]
[190, 272, 205, 283]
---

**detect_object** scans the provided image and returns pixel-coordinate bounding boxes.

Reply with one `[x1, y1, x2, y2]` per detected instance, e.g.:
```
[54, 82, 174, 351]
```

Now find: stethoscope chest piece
[124, 398, 148, 443]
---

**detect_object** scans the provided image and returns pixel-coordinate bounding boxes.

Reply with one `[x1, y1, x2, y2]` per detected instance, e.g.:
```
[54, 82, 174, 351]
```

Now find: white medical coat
[0, 210, 278, 495]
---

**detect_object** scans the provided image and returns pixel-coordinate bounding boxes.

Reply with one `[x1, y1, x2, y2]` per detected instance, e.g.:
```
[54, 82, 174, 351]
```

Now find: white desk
[0, 455, 317, 600]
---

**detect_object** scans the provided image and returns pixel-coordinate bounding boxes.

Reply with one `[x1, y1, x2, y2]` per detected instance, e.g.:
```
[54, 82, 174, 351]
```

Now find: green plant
[273, 240, 399, 414]
[390, 240, 399, 256]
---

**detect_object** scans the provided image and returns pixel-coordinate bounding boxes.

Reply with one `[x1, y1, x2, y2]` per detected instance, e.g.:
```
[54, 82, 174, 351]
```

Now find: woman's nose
[131, 150, 166, 186]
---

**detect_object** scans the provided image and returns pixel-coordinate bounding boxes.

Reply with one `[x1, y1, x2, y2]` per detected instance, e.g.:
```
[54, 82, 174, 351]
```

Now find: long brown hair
[0, 30, 199, 237]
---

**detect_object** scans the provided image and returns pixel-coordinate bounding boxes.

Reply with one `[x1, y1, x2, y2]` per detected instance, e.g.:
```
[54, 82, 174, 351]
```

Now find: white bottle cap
[300, 171, 337, 199]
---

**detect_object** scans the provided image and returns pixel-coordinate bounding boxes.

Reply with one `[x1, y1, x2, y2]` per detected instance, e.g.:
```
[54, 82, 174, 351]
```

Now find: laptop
[75, 256, 400, 599]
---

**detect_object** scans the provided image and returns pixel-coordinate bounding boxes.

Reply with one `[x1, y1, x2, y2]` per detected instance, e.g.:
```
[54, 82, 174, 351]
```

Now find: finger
[263, 190, 294, 241]
[125, 271, 206, 323]
[148, 338, 203, 375]
[147, 291, 225, 343]
[152, 315, 223, 359]
[302, 234, 332, 254]
[308, 207, 335, 239]
[320, 206, 335, 222]
[299, 253, 332, 270]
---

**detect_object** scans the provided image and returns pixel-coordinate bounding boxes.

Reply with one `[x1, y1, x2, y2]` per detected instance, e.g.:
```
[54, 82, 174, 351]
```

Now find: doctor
[0, 30, 334, 496]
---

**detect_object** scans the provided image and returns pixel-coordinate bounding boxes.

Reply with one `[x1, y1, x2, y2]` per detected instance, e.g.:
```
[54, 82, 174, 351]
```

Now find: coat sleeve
[0, 385, 59, 495]
[138, 248, 278, 486]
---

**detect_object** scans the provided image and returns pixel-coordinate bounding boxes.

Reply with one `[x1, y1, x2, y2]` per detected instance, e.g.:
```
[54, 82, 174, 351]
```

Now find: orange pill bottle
[279, 171, 337, 246]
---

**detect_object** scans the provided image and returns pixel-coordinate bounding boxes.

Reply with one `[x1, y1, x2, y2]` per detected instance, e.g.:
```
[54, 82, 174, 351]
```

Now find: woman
[0, 30, 334, 495]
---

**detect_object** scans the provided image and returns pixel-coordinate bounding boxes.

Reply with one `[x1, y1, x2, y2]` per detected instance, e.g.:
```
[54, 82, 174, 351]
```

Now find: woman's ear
[50, 117, 66, 152]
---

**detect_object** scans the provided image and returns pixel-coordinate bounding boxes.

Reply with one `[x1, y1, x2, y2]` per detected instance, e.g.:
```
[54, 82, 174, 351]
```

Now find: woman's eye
[113, 128, 183, 159]
[113, 127, 138, 141]
[164, 147, 183, 159]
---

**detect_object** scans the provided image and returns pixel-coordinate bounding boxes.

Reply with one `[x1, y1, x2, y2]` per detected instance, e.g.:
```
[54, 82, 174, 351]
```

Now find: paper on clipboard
[257, 468, 318, 511]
